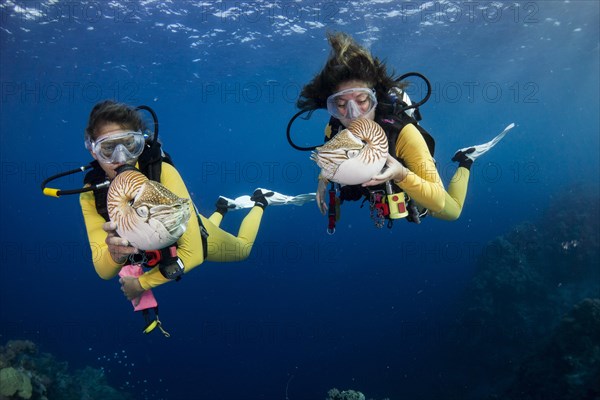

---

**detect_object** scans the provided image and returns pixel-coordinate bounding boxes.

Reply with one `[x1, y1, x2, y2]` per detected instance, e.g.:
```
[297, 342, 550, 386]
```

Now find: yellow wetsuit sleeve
[137, 162, 205, 290]
[393, 123, 471, 221]
[394, 124, 446, 212]
[324, 123, 333, 140]
[80, 189, 123, 280]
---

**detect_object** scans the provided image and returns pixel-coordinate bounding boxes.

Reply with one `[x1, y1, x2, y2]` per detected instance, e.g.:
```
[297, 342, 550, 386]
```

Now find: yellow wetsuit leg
[202, 206, 264, 262]
[434, 166, 470, 221]
[208, 212, 224, 227]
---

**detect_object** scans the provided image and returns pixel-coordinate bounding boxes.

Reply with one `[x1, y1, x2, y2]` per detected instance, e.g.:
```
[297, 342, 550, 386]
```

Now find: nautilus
[311, 118, 388, 185]
[107, 169, 191, 250]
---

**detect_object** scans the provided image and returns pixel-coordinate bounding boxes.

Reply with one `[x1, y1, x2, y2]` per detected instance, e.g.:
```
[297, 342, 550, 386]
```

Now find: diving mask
[326, 87, 378, 121]
[87, 131, 146, 164]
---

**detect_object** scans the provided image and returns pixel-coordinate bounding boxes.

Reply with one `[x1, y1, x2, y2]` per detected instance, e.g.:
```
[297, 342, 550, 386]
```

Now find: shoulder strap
[138, 141, 165, 182]
[324, 116, 344, 142]
[84, 161, 111, 221]
[377, 112, 435, 157]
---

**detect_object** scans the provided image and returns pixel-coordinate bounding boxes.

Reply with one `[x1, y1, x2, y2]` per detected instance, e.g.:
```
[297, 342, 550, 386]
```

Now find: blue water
[1, 1, 598, 399]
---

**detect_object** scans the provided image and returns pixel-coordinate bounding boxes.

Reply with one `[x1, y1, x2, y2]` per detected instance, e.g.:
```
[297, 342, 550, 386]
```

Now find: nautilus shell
[107, 169, 191, 250]
[311, 118, 388, 185]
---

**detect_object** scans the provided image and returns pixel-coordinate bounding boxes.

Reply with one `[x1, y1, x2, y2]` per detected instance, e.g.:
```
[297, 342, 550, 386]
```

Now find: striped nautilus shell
[107, 169, 191, 250]
[311, 118, 388, 185]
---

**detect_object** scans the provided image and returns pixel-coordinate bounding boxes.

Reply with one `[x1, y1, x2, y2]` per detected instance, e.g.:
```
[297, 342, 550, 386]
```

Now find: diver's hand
[103, 221, 138, 264]
[119, 276, 144, 304]
[362, 155, 408, 187]
[316, 177, 329, 215]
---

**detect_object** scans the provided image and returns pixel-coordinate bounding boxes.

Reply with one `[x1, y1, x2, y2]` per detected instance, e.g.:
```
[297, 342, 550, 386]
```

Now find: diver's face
[89, 122, 137, 179]
[332, 80, 377, 127]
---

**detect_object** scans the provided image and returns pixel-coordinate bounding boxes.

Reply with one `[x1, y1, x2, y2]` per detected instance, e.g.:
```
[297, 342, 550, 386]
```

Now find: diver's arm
[394, 124, 446, 212]
[137, 163, 205, 290]
[80, 191, 123, 280]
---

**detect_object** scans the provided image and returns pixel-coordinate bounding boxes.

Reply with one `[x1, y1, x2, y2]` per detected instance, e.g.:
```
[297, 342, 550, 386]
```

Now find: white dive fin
[218, 189, 316, 210]
[458, 123, 515, 161]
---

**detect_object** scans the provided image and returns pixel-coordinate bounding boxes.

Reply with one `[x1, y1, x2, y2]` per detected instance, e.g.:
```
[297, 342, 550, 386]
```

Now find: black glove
[215, 197, 235, 216]
[452, 147, 476, 170]
[250, 189, 274, 209]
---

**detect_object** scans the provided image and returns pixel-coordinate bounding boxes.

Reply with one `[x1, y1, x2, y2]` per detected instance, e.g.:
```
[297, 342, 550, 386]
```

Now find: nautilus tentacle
[107, 169, 191, 250]
[311, 118, 388, 185]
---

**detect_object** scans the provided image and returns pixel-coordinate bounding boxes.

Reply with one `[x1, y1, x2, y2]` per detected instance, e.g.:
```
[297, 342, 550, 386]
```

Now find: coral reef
[504, 298, 600, 400]
[326, 388, 366, 400]
[0, 339, 132, 400]
[0, 367, 32, 399]
[446, 188, 600, 399]
[0, 341, 36, 370]
[325, 388, 389, 400]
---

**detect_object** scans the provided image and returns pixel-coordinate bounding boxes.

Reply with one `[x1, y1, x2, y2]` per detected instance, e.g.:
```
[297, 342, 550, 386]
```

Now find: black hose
[396, 72, 432, 112]
[286, 109, 323, 151]
[136, 105, 159, 144]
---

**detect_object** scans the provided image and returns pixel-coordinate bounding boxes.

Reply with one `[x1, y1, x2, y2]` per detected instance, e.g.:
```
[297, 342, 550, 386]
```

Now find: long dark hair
[296, 32, 404, 111]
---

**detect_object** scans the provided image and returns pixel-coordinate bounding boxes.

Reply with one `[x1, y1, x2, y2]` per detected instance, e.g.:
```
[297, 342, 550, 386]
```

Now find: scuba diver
[287, 32, 513, 232]
[42, 100, 272, 334]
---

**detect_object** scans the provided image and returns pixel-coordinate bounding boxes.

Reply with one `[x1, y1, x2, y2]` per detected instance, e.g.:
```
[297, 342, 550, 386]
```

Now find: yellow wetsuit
[393, 123, 470, 221]
[80, 162, 264, 290]
[325, 122, 470, 221]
